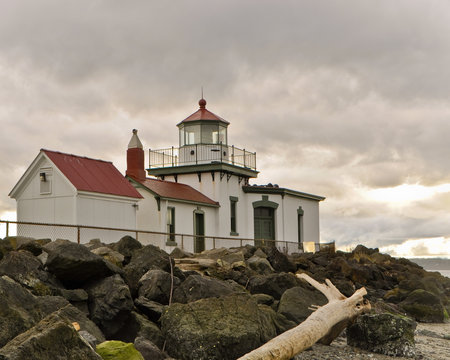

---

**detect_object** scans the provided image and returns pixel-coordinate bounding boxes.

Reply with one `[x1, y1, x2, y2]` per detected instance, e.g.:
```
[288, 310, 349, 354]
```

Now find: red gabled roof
[133, 177, 219, 206]
[42, 149, 143, 199]
[177, 98, 229, 125]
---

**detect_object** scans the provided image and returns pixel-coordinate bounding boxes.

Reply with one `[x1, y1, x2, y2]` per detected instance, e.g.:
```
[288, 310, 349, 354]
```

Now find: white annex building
[9, 98, 325, 253]
[126, 98, 325, 253]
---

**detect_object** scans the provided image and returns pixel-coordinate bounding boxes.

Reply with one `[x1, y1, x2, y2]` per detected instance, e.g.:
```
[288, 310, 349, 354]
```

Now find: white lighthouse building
[126, 98, 325, 253]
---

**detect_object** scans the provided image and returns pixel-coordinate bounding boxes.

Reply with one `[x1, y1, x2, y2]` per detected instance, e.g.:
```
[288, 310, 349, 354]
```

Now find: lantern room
[177, 98, 229, 146]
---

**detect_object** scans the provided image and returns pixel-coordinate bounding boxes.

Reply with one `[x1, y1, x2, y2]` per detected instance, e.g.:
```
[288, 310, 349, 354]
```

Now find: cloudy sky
[1, 0, 450, 257]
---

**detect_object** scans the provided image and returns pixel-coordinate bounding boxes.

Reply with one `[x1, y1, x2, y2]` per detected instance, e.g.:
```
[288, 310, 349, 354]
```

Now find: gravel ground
[293, 323, 450, 360]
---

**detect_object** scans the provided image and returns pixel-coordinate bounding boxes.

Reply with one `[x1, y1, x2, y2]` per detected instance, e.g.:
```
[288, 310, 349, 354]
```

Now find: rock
[173, 274, 244, 304]
[0, 250, 61, 296]
[2, 236, 36, 250]
[247, 272, 300, 299]
[0, 238, 13, 260]
[138, 269, 180, 305]
[251, 293, 275, 306]
[96, 340, 144, 360]
[0, 276, 44, 347]
[352, 244, 379, 256]
[85, 274, 133, 338]
[170, 247, 193, 259]
[113, 311, 164, 348]
[400, 289, 445, 322]
[16, 239, 44, 256]
[0, 311, 102, 360]
[134, 296, 165, 322]
[134, 337, 166, 360]
[92, 246, 125, 267]
[278, 285, 328, 324]
[247, 255, 275, 274]
[347, 313, 416, 357]
[196, 247, 245, 265]
[84, 238, 106, 251]
[258, 304, 296, 334]
[262, 246, 296, 273]
[124, 244, 172, 297]
[110, 235, 142, 264]
[161, 293, 278, 360]
[45, 241, 121, 288]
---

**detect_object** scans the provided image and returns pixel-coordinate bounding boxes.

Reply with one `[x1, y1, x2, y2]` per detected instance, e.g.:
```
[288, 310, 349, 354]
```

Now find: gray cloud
[1, 0, 450, 254]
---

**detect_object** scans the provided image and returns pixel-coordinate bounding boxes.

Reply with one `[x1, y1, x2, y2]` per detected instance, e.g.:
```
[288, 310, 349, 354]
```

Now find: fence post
[77, 226, 80, 244]
[171, 146, 174, 167]
[232, 145, 235, 165]
[243, 149, 246, 167]
[213, 237, 216, 249]
[135, 231, 138, 241]
[181, 234, 184, 251]
[6, 221, 9, 237]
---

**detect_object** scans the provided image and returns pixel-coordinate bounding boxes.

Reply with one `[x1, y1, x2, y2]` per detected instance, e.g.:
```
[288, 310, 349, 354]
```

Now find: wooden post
[77, 227, 80, 244]
[6, 221, 9, 237]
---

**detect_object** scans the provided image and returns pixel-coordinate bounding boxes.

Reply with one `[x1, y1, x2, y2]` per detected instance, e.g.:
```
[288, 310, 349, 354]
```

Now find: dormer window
[39, 168, 52, 194]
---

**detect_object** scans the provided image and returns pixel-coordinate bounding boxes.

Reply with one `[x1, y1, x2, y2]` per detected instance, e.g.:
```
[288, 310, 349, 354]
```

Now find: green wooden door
[254, 207, 275, 247]
[194, 212, 205, 253]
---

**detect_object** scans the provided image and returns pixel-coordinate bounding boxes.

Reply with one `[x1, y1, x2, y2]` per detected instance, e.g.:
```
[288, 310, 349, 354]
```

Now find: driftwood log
[238, 273, 371, 360]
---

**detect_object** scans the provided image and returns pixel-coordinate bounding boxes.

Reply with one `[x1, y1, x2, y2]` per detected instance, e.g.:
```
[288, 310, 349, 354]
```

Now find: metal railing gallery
[149, 144, 257, 171]
[0, 219, 334, 255]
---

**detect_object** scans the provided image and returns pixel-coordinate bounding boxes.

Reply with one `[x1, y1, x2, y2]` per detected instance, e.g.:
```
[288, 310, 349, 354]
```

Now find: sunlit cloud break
[366, 183, 450, 205]
[380, 237, 450, 258]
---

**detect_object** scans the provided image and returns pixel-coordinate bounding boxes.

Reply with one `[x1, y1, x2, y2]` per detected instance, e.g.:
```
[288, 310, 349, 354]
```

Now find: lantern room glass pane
[179, 127, 185, 146]
[219, 125, 227, 145]
[184, 125, 200, 145]
[201, 124, 219, 144]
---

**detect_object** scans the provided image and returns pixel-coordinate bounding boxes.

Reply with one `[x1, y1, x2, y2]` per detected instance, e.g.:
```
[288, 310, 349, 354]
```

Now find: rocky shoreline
[0, 236, 449, 359]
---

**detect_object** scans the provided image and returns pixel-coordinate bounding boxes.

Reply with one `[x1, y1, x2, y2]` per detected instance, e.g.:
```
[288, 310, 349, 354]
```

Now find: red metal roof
[134, 177, 219, 206]
[42, 149, 143, 199]
[177, 99, 229, 125]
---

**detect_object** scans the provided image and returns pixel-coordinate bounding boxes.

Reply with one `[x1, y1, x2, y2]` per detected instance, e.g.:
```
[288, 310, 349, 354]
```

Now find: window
[39, 168, 52, 195]
[298, 207, 304, 251]
[167, 207, 175, 242]
[230, 196, 238, 235]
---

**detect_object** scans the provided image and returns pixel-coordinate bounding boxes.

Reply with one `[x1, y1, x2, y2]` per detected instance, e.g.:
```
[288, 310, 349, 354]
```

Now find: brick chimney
[126, 129, 146, 182]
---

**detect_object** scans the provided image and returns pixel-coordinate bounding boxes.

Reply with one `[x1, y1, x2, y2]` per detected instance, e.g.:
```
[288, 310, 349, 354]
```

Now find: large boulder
[138, 269, 180, 305]
[113, 311, 164, 348]
[161, 293, 278, 360]
[123, 245, 173, 297]
[45, 241, 121, 288]
[172, 274, 244, 304]
[110, 235, 142, 264]
[0, 276, 44, 347]
[347, 313, 416, 357]
[91, 247, 125, 267]
[134, 337, 167, 360]
[262, 246, 296, 273]
[96, 341, 144, 360]
[277, 285, 328, 324]
[247, 272, 300, 299]
[0, 250, 61, 296]
[246, 255, 275, 275]
[134, 297, 165, 323]
[85, 274, 133, 338]
[0, 311, 102, 360]
[400, 289, 445, 322]
[0, 238, 14, 260]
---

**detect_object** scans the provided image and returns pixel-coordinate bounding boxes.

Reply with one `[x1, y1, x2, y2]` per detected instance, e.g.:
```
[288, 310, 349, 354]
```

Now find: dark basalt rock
[138, 269, 180, 305]
[247, 272, 300, 299]
[123, 244, 173, 297]
[0, 250, 62, 296]
[262, 246, 296, 273]
[172, 274, 243, 304]
[114, 311, 164, 348]
[45, 241, 121, 288]
[85, 274, 133, 338]
[161, 293, 278, 360]
[277, 285, 328, 324]
[0, 311, 102, 360]
[134, 297, 165, 323]
[134, 336, 167, 360]
[347, 313, 416, 358]
[400, 289, 445, 323]
[111, 235, 142, 264]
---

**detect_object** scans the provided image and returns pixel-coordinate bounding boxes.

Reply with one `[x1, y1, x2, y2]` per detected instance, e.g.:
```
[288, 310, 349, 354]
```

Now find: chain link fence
[0, 219, 334, 255]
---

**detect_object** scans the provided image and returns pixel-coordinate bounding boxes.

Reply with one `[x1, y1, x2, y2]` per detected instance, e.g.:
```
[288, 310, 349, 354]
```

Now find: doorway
[194, 211, 205, 253]
[254, 207, 275, 247]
